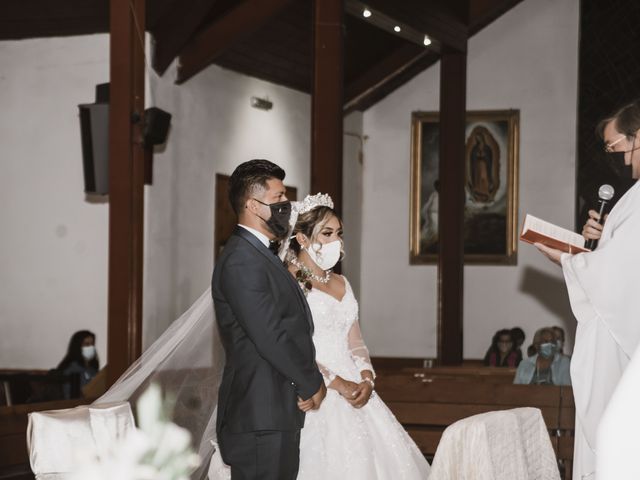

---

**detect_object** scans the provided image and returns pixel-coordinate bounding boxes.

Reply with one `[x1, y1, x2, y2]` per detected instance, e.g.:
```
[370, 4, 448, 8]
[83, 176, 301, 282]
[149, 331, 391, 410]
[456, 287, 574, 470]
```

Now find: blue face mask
[538, 342, 557, 359]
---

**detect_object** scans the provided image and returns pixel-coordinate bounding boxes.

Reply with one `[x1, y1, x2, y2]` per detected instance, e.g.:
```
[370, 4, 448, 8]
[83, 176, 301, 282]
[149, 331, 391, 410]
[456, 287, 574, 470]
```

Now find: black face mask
[606, 151, 634, 179]
[253, 199, 292, 239]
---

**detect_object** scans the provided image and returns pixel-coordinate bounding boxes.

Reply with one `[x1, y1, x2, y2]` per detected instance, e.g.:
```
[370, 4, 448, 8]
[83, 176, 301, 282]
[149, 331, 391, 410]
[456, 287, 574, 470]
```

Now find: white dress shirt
[238, 224, 271, 248]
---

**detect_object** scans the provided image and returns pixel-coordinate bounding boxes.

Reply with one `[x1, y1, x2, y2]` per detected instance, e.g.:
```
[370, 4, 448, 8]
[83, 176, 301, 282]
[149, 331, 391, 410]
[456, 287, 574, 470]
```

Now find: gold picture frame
[410, 110, 520, 265]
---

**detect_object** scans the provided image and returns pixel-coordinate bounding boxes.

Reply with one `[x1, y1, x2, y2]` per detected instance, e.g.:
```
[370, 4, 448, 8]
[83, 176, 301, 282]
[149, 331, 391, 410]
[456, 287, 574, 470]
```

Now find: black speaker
[78, 102, 109, 195]
[143, 107, 172, 146]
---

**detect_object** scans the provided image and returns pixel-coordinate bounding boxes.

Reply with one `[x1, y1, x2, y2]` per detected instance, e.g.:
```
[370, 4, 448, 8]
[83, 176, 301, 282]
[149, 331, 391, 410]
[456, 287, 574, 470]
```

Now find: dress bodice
[305, 277, 360, 378]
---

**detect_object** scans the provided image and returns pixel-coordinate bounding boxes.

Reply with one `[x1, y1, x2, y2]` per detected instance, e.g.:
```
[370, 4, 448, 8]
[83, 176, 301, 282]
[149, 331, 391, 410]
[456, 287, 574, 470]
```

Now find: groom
[212, 159, 326, 480]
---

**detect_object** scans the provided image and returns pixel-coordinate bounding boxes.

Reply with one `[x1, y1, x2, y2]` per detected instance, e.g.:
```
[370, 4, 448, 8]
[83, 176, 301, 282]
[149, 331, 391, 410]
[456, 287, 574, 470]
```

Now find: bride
[94, 193, 430, 480]
[285, 193, 430, 479]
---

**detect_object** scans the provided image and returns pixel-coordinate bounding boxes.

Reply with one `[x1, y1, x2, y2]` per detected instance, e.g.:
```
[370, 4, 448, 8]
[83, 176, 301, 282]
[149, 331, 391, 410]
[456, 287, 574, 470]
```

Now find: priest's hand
[534, 243, 565, 265]
[582, 209, 607, 241]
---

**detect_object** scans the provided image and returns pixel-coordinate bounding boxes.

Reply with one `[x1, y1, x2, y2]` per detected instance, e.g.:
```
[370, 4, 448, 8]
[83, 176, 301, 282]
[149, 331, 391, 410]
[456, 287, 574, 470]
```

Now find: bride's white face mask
[305, 240, 342, 271]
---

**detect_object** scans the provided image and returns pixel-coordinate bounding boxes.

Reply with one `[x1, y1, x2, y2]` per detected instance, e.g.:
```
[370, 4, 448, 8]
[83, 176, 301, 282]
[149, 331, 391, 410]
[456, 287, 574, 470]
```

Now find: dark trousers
[219, 428, 301, 480]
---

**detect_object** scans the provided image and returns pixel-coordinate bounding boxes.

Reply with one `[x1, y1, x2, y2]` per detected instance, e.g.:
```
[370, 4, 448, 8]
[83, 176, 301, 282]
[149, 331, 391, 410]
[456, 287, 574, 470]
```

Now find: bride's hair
[289, 206, 343, 256]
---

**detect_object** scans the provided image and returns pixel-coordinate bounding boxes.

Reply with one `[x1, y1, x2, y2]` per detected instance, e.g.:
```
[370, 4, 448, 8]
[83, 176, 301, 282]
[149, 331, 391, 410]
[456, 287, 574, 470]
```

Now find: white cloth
[27, 402, 136, 480]
[429, 408, 560, 480]
[298, 277, 430, 479]
[560, 180, 640, 480]
[597, 343, 640, 480]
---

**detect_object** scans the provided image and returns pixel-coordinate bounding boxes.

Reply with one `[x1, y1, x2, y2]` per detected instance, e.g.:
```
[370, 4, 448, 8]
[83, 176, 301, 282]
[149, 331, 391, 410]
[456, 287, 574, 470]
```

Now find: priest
[535, 99, 640, 480]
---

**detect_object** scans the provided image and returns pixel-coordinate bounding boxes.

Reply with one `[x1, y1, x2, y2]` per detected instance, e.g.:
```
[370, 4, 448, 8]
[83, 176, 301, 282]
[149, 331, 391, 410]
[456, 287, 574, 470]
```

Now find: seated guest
[514, 327, 571, 385]
[56, 330, 99, 398]
[551, 325, 569, 356]
[510, 327, 526, 360]
[483, 329, 521, 367]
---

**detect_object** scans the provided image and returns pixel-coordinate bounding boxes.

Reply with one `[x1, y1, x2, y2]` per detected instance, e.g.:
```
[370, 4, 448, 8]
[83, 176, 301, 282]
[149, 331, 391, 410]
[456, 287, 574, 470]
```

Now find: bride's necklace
[288, 254, 331, 292]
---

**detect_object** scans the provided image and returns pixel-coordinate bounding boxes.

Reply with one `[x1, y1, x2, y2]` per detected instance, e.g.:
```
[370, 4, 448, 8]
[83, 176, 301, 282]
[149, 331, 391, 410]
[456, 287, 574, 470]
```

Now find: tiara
[295, 192, 334, 214]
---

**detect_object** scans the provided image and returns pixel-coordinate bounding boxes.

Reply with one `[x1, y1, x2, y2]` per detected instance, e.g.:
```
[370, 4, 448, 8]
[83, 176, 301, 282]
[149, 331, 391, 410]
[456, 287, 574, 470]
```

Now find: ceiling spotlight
[394, 25, 401, 33]
[362, 8, 372, 18]
[423, 35, 432, 46]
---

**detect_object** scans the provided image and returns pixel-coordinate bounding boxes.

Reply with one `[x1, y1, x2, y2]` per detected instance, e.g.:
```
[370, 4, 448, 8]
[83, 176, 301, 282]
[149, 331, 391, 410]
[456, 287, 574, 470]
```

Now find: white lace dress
[298, 277, 431, 480]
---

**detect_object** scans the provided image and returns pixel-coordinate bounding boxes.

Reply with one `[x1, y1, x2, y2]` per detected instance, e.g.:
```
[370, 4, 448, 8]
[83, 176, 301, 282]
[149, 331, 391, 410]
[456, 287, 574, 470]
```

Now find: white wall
[360, 0, 580, 358]
[0, 35, 110, 368]
[0, 34, 313, 366]
[341, 112, 364, 300]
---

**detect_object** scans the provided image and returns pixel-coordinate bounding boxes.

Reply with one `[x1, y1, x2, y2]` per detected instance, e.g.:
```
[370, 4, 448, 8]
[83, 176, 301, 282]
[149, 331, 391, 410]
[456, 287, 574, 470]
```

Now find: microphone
[585, 184, 615, 250]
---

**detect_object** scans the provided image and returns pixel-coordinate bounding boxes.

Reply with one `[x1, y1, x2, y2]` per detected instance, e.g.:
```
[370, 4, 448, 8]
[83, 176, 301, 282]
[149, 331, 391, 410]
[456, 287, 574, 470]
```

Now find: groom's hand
[297, 396, 315, 412]
[310, 383, 327, 410]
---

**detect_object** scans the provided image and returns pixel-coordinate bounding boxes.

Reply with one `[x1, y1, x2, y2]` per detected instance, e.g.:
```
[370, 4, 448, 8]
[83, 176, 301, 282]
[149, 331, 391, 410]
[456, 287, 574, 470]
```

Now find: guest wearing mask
[514, 327, 571, 385]
[483, 329, 521, 367]
[552, 326, 569, 357]
[56, 330, 100, 398]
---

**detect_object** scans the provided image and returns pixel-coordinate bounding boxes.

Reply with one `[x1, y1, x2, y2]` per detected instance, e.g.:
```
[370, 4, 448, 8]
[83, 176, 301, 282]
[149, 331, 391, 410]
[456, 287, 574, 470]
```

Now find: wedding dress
[297, 277, 431, 480]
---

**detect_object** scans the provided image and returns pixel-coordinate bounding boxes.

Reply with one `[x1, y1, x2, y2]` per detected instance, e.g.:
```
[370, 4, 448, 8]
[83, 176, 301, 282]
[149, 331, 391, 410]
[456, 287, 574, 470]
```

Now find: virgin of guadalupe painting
[410, 110, 519, 264]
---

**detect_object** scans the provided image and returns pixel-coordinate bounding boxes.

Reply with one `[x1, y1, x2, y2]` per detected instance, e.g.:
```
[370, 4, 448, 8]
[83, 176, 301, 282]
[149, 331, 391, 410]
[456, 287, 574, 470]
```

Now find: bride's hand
[330, 376, 359, 400]
[348, 382, 373, 409]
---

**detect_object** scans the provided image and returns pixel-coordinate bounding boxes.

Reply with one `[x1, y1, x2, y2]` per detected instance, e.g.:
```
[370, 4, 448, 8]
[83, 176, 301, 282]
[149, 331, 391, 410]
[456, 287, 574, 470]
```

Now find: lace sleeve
[348, 319, 375, 378]
[317, 362, 337, 386]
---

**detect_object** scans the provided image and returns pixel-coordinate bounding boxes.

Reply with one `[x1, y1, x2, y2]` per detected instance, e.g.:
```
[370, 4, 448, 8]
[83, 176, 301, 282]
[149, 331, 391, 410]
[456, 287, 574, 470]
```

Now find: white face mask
[305, 240, 342, 271]
[82, 345, 96, 361]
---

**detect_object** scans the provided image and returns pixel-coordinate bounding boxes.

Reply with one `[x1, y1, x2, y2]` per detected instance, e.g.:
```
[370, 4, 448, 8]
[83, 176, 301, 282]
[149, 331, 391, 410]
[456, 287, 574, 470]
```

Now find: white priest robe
[597, 342, 640, 480]
[561, 180, 640, 480]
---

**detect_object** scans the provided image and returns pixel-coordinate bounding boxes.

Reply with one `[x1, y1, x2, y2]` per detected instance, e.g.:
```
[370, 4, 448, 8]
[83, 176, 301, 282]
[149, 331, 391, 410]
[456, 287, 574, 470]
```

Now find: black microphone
[585, 184, 615, 250]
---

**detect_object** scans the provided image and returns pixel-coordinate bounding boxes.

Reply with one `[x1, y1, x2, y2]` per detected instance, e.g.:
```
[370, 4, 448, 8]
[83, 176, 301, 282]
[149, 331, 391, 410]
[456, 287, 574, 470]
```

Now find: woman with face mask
[56, 330, 100, 398]
[285, 193, 431, 479]
[513, 328, 571, 386]
[483, 329, 521, 367]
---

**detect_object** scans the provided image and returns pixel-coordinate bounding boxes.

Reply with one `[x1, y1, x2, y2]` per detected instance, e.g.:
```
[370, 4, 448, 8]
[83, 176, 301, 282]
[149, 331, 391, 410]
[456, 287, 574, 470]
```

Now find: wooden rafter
[344, 43, 431, 111]
[151, 0, 218, 75]
[176, 0, 294, 84]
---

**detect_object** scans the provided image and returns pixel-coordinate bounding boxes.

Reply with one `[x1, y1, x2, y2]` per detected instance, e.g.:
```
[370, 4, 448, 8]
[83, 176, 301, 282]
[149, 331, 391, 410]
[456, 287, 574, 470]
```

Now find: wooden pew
[375, 371, 575, 479]
[0, 398, 92, 480]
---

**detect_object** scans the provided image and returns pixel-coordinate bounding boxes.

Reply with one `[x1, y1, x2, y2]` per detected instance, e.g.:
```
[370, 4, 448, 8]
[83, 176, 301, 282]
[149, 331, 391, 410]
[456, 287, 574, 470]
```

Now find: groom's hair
[229, 159, 286, 215]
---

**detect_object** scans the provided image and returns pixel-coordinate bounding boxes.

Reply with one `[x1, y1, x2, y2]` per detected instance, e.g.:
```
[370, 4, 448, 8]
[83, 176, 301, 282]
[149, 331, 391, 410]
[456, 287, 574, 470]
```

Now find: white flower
[71, 384, 200, 480]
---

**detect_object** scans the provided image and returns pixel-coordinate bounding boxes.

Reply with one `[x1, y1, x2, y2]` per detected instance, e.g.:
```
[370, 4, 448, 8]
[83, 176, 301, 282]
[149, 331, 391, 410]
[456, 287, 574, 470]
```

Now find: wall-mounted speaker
[79, 84, 171, 194]
[143, 107, 172, 146]
[79, 99, 109, 195]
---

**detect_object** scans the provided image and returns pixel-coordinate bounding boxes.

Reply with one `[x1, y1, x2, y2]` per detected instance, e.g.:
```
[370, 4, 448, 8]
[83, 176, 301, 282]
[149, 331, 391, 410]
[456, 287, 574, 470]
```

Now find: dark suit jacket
[212, 226, 323, 434]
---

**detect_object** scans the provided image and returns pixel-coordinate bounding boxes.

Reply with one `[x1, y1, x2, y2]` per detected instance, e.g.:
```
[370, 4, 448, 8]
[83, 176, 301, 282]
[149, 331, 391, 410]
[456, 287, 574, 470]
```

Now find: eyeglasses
[604, 134, 627, 153]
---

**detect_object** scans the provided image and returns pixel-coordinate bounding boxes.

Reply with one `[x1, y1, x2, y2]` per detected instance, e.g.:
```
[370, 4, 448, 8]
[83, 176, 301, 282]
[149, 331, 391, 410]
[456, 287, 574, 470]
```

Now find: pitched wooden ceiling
[1, 0, 523, 111]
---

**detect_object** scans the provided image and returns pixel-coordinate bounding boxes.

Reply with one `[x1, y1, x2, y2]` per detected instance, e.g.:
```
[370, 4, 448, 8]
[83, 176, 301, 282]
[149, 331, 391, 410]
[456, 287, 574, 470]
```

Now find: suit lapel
[233, 227, 315, 332]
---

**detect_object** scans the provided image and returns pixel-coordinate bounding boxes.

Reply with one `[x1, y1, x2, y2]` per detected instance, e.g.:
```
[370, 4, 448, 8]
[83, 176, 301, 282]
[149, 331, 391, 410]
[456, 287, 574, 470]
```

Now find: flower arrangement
[71, 384, 200, 480]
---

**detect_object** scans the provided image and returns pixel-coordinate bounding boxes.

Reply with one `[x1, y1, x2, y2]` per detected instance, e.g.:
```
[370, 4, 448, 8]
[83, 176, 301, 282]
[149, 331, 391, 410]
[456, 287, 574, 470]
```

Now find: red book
[520, 214, 590, 254]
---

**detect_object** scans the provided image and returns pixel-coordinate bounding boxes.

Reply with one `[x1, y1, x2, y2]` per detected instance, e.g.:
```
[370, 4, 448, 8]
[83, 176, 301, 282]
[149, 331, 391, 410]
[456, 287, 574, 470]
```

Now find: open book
[520, 214, 590, 254]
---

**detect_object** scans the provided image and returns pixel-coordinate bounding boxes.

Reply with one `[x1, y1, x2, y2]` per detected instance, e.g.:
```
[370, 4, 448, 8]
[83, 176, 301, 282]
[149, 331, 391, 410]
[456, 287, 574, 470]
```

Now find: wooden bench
[375, 371, 575, 479]
[0, 370, 80, 406]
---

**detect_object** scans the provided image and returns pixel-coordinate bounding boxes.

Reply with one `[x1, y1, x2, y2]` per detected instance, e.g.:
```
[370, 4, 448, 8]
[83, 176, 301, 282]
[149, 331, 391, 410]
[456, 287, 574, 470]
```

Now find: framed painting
[410, 110, 519, 264]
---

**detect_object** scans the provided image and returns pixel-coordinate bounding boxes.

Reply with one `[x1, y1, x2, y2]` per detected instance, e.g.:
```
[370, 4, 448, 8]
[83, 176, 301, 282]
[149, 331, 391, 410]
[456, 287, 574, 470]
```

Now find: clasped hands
[333, 376, 374, 409]
[297, 375, 373, 412]
[536, 209, 605, 265]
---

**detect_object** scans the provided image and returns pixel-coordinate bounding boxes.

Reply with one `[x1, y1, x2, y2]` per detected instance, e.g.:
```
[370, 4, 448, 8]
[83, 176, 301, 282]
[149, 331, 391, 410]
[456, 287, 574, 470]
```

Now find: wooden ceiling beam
[344, 47, 439, 113]
[151, 0, 218, 75]
[344, 43, 429, 111]
[176, 0, 294, 84]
